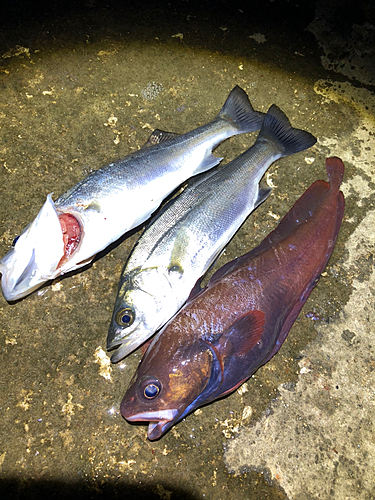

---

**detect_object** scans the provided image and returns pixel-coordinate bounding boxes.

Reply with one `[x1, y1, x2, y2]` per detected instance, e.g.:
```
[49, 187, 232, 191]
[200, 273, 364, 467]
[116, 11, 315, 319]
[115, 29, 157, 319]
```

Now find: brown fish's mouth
[125, 409, 179, 440]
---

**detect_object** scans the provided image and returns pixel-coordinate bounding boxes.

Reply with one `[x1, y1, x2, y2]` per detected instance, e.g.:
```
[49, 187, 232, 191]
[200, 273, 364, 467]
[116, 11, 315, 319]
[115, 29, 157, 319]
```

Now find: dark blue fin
[202, 310, 265, 358]
[206, 257, 239, 287]
[258, 104, 316, 157]
[202, 311, 265, 400]
[208, 161, 341, 284]
[186, 277, 204, 302]
[217, 85, 265, 133]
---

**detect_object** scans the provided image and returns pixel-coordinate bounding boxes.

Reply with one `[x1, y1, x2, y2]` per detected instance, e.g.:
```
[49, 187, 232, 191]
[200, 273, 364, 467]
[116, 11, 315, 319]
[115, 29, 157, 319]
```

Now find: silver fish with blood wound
[0, 86, 264, 301]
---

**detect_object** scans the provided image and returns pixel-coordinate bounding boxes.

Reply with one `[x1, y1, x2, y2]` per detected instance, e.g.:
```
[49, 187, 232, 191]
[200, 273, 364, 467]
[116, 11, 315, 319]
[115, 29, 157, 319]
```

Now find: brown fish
[121, 157, 345, 440]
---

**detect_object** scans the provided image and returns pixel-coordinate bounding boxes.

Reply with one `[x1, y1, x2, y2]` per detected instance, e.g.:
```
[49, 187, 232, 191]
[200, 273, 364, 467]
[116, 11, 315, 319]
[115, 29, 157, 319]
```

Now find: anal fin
[255, 184, 272, 209]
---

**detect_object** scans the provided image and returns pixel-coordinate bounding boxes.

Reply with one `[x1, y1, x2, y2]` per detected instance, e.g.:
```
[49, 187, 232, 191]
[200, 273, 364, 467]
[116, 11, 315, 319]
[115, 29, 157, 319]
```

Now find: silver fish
[107, 104, 316, 362]
[0, 86, 264, 301]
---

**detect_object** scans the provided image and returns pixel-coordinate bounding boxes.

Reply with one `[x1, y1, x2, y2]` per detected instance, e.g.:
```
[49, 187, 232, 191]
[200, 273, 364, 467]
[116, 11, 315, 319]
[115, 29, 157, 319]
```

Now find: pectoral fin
[203, 310, 265, 360]
[202, 311, 265, 399]
[218, 310, 265, 356]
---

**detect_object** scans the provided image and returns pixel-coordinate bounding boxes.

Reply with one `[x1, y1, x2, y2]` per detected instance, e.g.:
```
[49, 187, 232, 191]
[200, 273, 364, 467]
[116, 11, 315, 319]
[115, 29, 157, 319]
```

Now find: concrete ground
[0, 1, 374, 499]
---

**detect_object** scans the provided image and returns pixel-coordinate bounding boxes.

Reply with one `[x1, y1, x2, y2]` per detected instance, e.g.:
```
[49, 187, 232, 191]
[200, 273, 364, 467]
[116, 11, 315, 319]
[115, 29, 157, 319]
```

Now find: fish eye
[144, 383, 160, 399]
[115, 307, 135, 327]
[12, 235, 20, 247]
[139, 377, 162, 401]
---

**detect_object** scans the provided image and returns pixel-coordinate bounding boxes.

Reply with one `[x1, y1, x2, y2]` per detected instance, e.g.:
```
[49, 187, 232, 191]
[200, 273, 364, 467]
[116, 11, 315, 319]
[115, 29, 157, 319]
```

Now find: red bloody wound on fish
[58, 213, 81, 267]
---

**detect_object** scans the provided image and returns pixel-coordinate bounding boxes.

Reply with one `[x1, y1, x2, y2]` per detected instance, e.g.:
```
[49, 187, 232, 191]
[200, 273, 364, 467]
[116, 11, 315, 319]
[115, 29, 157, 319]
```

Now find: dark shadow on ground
[0, 478, 199, 500]
[0, 0, 318, 60]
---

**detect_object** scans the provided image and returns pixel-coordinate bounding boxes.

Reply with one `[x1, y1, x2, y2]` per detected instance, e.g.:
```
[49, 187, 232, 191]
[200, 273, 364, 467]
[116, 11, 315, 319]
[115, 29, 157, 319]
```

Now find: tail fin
[258, 104, 316, 157]
[218, 85, 265, 133]
[326, 157, 345, 191]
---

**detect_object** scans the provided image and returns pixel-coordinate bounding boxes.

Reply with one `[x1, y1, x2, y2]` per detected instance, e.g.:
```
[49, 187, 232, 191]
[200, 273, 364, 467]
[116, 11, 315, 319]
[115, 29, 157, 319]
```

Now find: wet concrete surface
[0, 1, 374, 499]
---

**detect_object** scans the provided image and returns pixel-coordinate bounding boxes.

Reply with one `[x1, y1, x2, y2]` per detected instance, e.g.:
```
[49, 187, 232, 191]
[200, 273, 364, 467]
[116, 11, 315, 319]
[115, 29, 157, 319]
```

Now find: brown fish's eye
[115, 308, 135, 327]
[139, 377, 162, 400]
[144, 383, 160, 399]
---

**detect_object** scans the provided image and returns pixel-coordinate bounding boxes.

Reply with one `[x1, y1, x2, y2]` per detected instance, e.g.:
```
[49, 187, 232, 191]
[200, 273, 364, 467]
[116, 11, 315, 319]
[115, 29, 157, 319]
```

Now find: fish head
[107, 266, 182, 362]
[0, 195, 65, 301]
[120, 332, 223, 440]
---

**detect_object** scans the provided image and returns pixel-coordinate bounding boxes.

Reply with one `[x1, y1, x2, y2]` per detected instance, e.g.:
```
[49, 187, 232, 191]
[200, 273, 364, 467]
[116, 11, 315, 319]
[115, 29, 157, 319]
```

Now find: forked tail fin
[257, 104, 316, 157]
[218, 85, 265, 133]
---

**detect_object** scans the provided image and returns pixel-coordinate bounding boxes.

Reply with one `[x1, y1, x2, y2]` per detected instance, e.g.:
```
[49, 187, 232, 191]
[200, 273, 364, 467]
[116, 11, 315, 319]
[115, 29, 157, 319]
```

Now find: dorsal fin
[254, 158, 345, 256]
[207, 258, 238, 286]
[186, 277, 204, 302]
[219, 179, 332, 275]
[206, 163, 343, 285]
[140, 129, 180, 150]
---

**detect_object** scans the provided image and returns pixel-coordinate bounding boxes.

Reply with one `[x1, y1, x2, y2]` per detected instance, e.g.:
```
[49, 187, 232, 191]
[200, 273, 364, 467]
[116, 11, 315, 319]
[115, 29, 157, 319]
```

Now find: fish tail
[326, 157, 345, 191]
[217, 85, 264, 133]
[258, 104, 316, 157]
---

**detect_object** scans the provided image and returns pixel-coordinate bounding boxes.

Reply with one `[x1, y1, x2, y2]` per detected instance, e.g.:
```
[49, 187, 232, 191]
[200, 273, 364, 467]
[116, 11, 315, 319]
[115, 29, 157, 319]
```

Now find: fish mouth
[107, 326, 151, 363]
[106, 323, 140, 351]
[0, 194, 66, 301]
[109, 337, 149, 363]
[109, 342, 136, 363]
[0, 248, 41, 301]
[124, 409, 179, 440]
